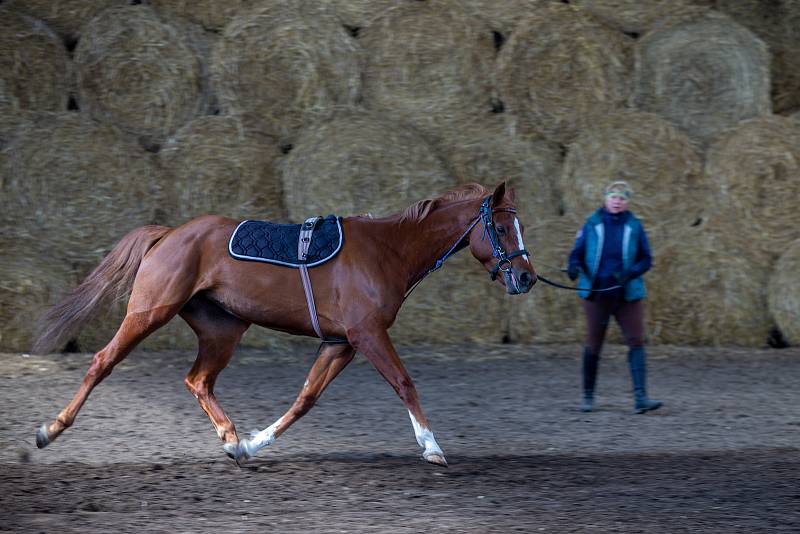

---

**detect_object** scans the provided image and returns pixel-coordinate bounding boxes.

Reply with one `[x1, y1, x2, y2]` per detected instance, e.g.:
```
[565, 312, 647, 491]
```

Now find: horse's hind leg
[36, 301, 183, 448]
[179, 297, 249, 456]
[233, 342, 356, 463]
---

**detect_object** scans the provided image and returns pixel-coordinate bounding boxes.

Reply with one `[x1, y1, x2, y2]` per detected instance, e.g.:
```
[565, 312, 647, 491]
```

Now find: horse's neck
[397, 198, 482, 287]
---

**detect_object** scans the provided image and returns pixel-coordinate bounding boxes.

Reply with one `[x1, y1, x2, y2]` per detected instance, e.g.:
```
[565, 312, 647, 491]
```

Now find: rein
[403, 195, 528, 301]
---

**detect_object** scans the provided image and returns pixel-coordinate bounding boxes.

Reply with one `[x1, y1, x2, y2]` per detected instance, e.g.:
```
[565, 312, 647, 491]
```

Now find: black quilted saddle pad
[228, 215, 343, 268]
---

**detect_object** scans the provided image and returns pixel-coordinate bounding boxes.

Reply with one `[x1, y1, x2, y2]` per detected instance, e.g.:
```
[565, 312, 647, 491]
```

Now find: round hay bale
[704, 115, 800, 263]
[631, 11, 771, 147]
[0, 255, 73, 353]
[391, 251, 509, 344]
[461, 0, 550, 36]
[74, 4, 212, 146]
[506, 214, 585, 344]
[439, 117, 564, 223]
[495, 3, 632, 144]
[147, 0, 252, 31]
[280, 111, 454, 221]
[158, 115, 285, 225]
[559, 110, 705, 239]
[0, 8, 71, 112]
[716, 0, 800, 114]
[645, 215, 773, 347]
[0, 113, 163, 268]
[769, 239, 800, 346]
[327, 0, 399, 29]
[569, 0, 710, 34]
[211, 1, 361, 144]
[359, 0, 496, 141]
[0, 106, 47, 150]
[6, 0, 129, 42]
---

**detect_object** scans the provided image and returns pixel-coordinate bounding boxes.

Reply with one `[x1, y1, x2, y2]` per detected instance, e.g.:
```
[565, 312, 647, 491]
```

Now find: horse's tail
[33, 225, 172, 354]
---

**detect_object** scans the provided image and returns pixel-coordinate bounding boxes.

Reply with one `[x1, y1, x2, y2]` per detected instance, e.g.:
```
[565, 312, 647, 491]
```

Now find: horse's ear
[491, 180, 507, 206]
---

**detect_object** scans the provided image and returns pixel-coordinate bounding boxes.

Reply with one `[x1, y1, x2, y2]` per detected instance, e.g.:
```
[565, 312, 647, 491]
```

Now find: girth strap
[298, 217, 325, 339]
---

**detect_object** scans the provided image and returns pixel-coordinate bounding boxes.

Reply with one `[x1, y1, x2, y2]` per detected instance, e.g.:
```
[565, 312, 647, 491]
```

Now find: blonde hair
[604, 180, 632, 198]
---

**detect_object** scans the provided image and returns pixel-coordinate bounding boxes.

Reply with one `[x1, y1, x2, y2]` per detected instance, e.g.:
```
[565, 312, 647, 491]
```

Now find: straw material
[559, 110, 705, 240]
[74, 5, 212, 146]
[327, 0, 400, 28]
[391, 252, 510, 344]
[704, 115, 800, 264]
[359, 0, 496, 141]
[0, 107, 45, 150]
[0, 113, 163, 269]
[211, 0, 361, 144]
[569, 0, 710, 34]
[507, 214, 585, 343]
[769, 239, 800, 346]
[717, 0, 800, 114]
[631, 11, 771, 147]
[646, 215, 773, 347]
[495, 3, 632, 144]
[6, 0, 129, 41]
[461, 0, 550, 36]
[147, 0, 252, 31]
[158, 115, 285, 225]
[0, 8, 71, 112]
[0, 255, 73, 353]
[281, 111, 454, 221]
[439, 117, 564, 223]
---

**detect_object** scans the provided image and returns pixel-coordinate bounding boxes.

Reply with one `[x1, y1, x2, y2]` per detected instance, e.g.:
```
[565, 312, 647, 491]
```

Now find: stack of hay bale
[2, 0, 800, 353]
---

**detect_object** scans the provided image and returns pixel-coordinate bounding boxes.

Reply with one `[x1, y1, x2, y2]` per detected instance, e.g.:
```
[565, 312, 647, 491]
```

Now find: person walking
[567, 181, 662, 414]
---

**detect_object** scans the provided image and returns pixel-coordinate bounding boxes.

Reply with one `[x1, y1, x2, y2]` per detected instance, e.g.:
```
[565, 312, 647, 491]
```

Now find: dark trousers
[582, 296, 645, 356]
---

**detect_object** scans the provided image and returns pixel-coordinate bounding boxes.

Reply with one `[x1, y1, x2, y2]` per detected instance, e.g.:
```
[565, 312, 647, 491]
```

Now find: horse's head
[468, 181, 536, 295]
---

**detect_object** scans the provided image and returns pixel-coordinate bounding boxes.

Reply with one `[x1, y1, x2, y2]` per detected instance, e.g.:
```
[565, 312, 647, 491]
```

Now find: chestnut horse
[33, 182, 536, 466]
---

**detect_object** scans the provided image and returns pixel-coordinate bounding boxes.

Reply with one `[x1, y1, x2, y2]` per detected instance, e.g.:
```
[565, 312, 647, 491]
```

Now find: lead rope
[526, 260, 624, 293]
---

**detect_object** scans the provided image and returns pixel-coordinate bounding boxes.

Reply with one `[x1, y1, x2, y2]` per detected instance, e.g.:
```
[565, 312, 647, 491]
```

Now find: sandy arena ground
[2, 342, 799, 532]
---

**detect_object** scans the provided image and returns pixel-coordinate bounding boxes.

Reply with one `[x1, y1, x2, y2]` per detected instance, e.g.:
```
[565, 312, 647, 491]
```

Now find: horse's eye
[496, 225, 506, 235]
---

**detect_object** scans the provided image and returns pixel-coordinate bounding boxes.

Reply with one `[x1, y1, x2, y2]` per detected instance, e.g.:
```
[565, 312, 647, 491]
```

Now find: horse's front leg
[349, 326, 447, 466]
[230, 342, 356, 463]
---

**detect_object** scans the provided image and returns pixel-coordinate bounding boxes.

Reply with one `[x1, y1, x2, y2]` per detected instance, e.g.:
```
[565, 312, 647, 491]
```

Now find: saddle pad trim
[228, 218, 344, 268]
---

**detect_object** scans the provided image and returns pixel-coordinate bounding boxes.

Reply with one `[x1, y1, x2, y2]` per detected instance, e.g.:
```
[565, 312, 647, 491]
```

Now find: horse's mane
[399, 183, 488, 223]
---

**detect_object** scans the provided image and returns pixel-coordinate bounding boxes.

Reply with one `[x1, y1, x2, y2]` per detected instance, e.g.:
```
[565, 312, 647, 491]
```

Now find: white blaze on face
[513, 217, 530, 265]
[408, 411, 444, 458]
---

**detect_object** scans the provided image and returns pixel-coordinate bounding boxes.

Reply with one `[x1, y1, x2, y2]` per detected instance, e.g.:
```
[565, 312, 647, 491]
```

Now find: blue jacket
[568, 208, 652, 301]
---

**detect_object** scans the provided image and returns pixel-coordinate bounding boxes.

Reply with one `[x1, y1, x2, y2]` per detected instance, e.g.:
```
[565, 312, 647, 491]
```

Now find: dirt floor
[2, 342, 799, 533]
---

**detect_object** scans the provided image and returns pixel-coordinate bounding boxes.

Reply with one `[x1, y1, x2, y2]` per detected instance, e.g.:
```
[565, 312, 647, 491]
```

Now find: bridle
[478, 196, 529, 282]
[404, 195, 530, 300]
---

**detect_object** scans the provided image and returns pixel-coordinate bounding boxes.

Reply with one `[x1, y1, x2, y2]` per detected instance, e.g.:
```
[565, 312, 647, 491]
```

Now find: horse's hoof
[424, 453, 448, 467]
[35, 424, 50, 449]
[223, 442, 240, 461]
[223, 441, 251, 467]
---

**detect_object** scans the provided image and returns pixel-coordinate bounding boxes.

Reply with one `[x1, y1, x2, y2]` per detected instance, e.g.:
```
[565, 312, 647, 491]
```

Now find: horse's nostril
[519, 271, 531, 285]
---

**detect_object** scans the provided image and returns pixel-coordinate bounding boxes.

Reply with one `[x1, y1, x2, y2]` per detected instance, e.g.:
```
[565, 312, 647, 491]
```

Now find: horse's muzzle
[504, 269, 536, 295]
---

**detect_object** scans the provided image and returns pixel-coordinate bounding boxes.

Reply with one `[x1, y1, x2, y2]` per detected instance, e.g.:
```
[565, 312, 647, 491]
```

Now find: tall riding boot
[628, 347, 662, 414]
[580, 347, 599, 412]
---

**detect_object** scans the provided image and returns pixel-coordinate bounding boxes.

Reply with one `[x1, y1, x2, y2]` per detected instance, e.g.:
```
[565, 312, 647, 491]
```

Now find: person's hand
[567, 264, 580, 281]
[613, 270, 631, 285]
